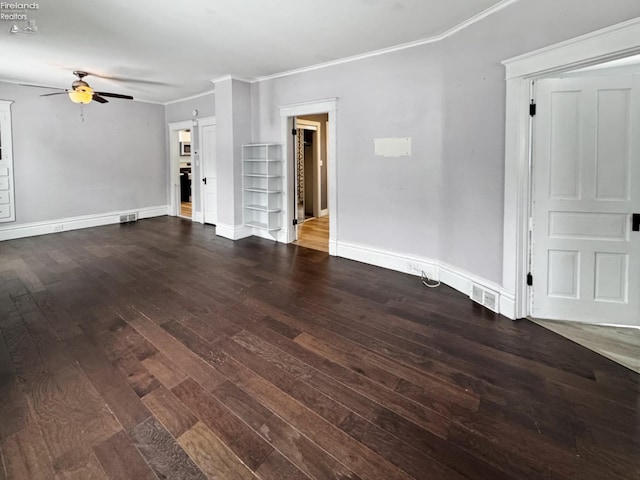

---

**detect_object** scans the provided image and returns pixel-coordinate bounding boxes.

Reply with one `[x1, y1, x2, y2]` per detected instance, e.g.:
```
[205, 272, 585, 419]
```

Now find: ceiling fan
[24, 71, 134, 104]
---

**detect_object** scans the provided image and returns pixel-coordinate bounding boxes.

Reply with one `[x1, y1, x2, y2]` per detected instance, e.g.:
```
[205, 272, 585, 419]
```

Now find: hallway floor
[294, 216, 329, 253]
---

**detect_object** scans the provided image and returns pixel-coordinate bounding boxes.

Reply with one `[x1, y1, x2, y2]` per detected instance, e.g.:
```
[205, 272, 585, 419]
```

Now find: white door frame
[197, 116, 217, 225]
[280, 98, 338, 255]
[168, 120, 195, 219]
[501, 17, 640, 320]
[295, 119, 322, 219]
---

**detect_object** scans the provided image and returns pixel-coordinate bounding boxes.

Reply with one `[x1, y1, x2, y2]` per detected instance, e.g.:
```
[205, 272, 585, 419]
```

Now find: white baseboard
[0, 205, 170, 242]
[250, 228, 282, 242]
[216, 223, 253, 241]
[336, 240, 439, 280]
[329, 239, 338, 256]
[319, 209, 329, 217]
[335, 240, 517, 319]
[193, 212, 204, 223]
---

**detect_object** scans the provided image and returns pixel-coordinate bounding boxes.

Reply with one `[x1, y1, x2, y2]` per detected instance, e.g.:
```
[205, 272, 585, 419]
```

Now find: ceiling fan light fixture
[68, 86, 93, 104]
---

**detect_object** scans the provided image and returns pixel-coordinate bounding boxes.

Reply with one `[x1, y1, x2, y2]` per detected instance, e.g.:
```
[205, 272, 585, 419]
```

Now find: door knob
[633, 213, 640, 232]
[202, 177, 207, 185]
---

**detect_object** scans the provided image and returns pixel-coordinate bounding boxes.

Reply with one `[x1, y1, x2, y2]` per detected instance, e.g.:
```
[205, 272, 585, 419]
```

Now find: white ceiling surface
[0, 0, 505, 103]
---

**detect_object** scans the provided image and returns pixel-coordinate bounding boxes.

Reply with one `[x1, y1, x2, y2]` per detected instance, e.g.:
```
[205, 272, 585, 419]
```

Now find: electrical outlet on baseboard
[407, 263, 422, 274]
[53, 224, 63, 232]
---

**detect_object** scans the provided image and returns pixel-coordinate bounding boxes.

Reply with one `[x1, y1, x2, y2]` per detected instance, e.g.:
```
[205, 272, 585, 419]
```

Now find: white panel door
[200, 122, 217, 225]
[532, 75, 640, 326]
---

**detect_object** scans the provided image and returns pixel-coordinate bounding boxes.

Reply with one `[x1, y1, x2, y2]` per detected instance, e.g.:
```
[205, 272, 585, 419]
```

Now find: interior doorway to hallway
[293, 114, 329, 252]
[178, 128, 193, 218]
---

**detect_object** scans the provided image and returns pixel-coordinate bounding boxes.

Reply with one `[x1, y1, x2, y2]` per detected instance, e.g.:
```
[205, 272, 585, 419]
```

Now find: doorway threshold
[530, 318, 640, 373]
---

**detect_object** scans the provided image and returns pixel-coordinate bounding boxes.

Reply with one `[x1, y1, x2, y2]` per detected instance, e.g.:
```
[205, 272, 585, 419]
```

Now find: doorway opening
[168, 120, 195, 221]
[279, 98, 337, 254]
[293, 114, 329, 252]
[178, 129, 193, 218]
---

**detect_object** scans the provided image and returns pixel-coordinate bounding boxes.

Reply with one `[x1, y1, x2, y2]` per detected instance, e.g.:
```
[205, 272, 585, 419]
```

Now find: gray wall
[438, 0, 640, 283]
[252, 0, 640, 285]
[0, 81, 166, 225]
[215, 78, 252, 228]
[165, 92, 215, 123]
[254, 45, 444, 259]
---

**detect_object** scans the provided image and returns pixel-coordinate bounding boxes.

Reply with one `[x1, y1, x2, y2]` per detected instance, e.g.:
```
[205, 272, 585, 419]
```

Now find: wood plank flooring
[294, 216, 329, 252]
[180, 202, 193, 218]
[0, 216, 638, 480]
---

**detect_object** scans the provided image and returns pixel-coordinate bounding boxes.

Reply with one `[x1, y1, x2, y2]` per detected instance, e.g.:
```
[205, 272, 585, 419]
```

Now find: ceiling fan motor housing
[72, 79, 90, 90]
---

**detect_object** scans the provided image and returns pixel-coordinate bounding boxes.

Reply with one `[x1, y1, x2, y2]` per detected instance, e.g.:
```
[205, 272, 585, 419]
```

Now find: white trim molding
[279, 98, 338, 255]
[336, 240, 516, 319]
[216, 223, 253, 241]
[257, 0, 519, 83]
[168, 120, 197, 218]
[164, 89, 216, 106]
[0, 205, 169, 242]
[210, 75, 255, 85]
[501, 17, 640, 319]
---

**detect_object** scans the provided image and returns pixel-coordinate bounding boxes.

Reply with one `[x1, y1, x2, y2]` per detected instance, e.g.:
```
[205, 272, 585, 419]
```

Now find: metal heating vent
[470, 284, 500, 313]
[119, 213, 138, 223]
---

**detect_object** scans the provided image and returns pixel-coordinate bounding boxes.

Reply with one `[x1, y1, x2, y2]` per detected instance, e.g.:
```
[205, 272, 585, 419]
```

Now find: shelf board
[243, 174, 280, 178]
[243, 159, 282, 162]
[246, 221, 281, 232]
[244, 188, 282, 194]
[245, 204, 282, 213]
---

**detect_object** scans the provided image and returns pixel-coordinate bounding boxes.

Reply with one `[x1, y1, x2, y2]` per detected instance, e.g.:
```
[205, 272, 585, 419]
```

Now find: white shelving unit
[242, 144, 282, 233]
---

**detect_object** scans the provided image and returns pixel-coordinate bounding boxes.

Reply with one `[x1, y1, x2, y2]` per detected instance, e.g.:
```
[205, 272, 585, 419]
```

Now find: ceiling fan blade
[94, 91, 134, 100]
[92, 94, 109, 104]
[21, 83, 65, 90]
[40, 91, 69, 97]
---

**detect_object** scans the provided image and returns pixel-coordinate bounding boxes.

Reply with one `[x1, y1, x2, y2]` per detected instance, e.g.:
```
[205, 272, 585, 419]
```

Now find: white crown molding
[2, 1, 518, 104]
[163, 88, 216, 106]
[210, 75, 256, 85]
[256, 0, 520, 83]
[0, 205, 169, 242]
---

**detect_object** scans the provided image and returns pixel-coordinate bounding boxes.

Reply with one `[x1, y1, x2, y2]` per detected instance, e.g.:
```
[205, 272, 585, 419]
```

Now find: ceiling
[0, 0, 508, 103]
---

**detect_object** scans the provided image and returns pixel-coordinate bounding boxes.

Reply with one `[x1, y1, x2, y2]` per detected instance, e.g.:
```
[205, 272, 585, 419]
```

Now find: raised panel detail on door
[0, 101, 15, 223]
[532, 75, 640, 326]
[549, 91, 581, 200]
[596, 89, 631, 200]
[547, 250, 580, 299]
[548, 212, 627, 240]
[594, 253, 628, 303]
[200, 121, 217, 225]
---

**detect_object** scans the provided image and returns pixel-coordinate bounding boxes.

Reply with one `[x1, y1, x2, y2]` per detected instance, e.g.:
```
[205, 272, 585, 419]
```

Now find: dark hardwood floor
[0, 216, 638, 479]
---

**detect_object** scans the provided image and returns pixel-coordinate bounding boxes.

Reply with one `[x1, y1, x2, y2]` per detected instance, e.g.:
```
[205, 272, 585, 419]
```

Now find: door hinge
[529, 102, 536, 116]
[527, 273, 533, 286]
[291, 129, 297, 136]
[292, 218, 298, 226]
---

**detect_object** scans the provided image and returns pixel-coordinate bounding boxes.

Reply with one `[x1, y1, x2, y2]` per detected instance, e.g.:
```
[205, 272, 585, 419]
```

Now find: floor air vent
[471, 284, 500, 313]
[119, 213, 138, 223]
